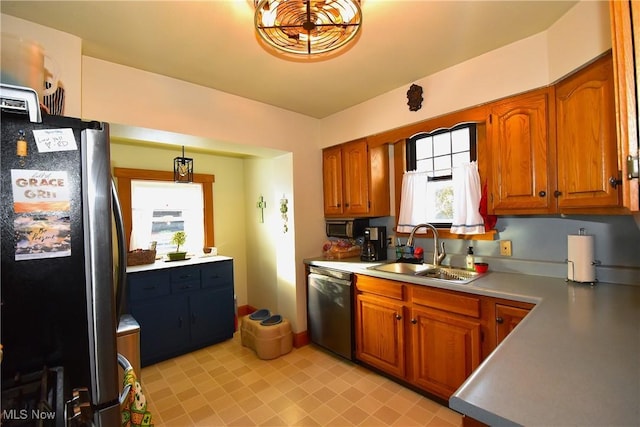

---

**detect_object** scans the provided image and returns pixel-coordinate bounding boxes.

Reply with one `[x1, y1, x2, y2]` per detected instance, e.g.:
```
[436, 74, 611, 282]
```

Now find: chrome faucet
[406, 223, 446, 266]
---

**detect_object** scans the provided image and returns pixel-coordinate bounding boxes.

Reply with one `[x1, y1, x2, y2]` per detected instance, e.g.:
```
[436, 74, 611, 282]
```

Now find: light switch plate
[500, 240, 512, 257]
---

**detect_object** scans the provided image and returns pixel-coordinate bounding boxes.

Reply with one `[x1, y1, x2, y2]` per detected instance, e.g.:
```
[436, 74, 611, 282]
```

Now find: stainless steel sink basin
[370, 262, 439, 275]
[369, 262, 483, 284]
[418, 266, 482, 284]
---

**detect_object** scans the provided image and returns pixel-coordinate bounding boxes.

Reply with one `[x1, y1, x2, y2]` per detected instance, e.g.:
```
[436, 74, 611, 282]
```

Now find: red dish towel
[480, 183, 497, 231]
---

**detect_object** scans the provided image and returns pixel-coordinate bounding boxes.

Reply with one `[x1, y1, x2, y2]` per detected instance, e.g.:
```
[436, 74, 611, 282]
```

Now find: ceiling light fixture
[174, 146, 193, 183]
[254, 0, 362, 56]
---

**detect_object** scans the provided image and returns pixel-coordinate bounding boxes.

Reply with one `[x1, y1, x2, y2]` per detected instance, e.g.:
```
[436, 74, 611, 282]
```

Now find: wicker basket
[126, 249, 156, 266]
[323, 246, 361, 259]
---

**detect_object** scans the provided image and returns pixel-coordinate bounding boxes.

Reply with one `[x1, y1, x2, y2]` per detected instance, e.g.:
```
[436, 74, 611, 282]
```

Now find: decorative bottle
[466, 246, 475, 270]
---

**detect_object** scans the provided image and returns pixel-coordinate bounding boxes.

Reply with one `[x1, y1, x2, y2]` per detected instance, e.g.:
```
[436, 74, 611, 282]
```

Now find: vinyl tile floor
[140, 331, 463, 426]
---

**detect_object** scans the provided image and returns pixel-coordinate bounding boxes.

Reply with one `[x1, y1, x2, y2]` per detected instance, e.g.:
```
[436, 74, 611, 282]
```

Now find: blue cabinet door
[131, 295, 189, 366]
[190, 288, 234, 346]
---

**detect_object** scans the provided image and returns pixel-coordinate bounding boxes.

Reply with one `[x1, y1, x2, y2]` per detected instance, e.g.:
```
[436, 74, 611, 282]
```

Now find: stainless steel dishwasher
[307, 266, 354, 361]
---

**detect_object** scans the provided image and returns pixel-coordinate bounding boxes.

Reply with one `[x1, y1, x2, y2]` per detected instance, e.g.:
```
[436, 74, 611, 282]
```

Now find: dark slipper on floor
[260, 314, 283, 326]
[249, 309, 270, 321]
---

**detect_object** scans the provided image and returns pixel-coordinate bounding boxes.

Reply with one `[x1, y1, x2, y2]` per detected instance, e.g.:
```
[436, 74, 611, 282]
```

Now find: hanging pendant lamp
[174, 146, 193, 183]
[254, 0, 362, 56]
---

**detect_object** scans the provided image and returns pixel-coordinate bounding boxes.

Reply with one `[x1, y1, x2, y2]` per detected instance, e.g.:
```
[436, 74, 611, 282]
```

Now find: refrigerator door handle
[117, 353, 134, 405]
[112, 179, 128, 320]
[81, 125, 119, 407]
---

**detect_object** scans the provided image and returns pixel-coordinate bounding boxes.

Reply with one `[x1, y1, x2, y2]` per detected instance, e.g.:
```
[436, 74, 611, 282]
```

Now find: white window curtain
[450, 161, 485, 235]
[397, 171, 431, 233]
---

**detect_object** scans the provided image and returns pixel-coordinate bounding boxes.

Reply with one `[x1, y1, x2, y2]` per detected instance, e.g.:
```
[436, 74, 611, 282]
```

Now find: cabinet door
[495, 304, 530, 345]
[610, 0, 640, 212]
[322, 146, 344, 216]
[131, 295, 189, 366]
[190, 287, 235, 346]
[342, 139, 370, 216]
[409, 307, 481, 399]
[489, 89, 554, 213]
[355, 293, 405, 378]
[556, 54, 621, 209]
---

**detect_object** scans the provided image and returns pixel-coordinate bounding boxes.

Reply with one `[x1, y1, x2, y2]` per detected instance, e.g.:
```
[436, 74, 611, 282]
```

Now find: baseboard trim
[293, 330, 309, 348]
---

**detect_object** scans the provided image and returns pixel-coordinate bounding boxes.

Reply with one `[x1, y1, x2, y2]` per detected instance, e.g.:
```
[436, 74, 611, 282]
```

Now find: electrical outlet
[500, 240, 512, 257]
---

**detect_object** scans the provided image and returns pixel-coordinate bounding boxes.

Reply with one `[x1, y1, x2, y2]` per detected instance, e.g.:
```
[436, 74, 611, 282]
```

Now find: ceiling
[1, 1, 578, 119]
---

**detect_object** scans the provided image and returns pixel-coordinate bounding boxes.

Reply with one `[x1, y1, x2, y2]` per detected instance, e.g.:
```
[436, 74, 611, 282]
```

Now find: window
[113, 167, 215, 255]
[405, 123, 476, 226]
[130, 181, 204, 256]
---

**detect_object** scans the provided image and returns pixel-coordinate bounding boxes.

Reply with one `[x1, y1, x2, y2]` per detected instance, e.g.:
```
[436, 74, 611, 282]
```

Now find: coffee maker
[361, 226, 387, 261]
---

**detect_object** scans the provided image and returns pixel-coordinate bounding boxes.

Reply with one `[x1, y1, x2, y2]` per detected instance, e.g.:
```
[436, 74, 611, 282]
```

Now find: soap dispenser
[466, 246, 475, 271]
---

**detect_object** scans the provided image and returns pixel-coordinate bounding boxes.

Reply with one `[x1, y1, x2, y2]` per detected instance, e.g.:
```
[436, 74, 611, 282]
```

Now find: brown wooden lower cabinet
[496, 303, 533, 344]
[355, 292, 406, 378]
[462, 415, 490, 427]
[354, 274, 533, 400]
[409, 306, 481, 398]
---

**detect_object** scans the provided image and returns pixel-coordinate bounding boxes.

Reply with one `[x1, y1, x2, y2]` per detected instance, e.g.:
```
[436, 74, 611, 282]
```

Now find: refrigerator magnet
[11, 170, 72, 260]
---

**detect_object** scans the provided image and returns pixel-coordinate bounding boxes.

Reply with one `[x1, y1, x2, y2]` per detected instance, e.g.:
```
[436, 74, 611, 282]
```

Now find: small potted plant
[168, 231, 187, 261]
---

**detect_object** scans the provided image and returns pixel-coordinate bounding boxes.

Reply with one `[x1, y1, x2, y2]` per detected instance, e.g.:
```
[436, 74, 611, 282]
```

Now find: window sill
[395, 228, 497, 241]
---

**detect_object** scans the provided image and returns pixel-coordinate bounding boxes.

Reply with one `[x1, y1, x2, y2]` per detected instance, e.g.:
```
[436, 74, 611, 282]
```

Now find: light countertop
[126, 255, 232, 274]
[304, 257, 640, 426]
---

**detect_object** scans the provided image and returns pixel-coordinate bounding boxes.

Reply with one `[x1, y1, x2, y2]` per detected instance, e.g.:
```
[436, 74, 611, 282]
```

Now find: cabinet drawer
[170, 266, 201, 284]
[129, 272, 170, 301]
[355, 275, 405, 300]
[201, 261, 233, 289]
[171, 280, 201, 294]
[411, 286, 480, 318]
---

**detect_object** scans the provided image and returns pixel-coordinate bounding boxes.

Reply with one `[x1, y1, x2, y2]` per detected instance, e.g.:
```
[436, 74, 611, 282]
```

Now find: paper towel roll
[567, 234, 596, 282]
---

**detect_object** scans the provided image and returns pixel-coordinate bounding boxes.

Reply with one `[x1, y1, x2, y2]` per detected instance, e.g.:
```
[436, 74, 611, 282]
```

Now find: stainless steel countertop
[304, 257, 640, 426]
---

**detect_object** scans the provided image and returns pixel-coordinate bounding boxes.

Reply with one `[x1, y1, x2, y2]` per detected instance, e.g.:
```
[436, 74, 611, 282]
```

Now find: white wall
[244, 158, 279, 312]
[547, 0, 612, 82]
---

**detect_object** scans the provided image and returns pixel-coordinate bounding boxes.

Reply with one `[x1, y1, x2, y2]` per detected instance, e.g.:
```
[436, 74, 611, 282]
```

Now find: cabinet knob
[538, 190, 546, 197]
[553, 190, 562, 198]
[395, 313, 402, 321]
[410, 318, 417, 324]
[496, 316, 504, 324]
[609, 176, 622, 189]
[345, 203, 350, 208]
[178, 317, 183, 327]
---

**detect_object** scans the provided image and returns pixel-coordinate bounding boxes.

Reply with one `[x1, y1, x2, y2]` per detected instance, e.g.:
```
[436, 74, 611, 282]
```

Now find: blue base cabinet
[127, 259, 234, 366]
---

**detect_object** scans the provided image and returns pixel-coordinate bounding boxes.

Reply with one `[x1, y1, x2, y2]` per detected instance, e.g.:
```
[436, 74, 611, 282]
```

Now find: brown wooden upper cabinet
[488, 52, 622, 215]
[488, 87, 555, 214]
[322, 138, 390, 217]
[556, 53, 620, 210]
[609, 0, 640, 212]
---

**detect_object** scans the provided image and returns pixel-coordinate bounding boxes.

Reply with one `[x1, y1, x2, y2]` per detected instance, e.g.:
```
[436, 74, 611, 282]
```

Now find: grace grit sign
[10, 169, 71, 261]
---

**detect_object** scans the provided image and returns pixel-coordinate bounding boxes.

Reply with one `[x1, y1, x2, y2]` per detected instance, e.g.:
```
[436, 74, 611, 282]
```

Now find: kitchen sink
[370, 262, 439, 276]
[369, 262, 483, 284]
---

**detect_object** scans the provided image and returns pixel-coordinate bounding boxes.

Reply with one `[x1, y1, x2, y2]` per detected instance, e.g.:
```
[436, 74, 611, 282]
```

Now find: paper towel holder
[565, 259, 600, 285]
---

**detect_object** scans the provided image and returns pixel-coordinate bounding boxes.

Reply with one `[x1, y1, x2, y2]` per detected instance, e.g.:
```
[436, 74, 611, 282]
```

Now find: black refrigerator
[1, 84, 129, 426]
